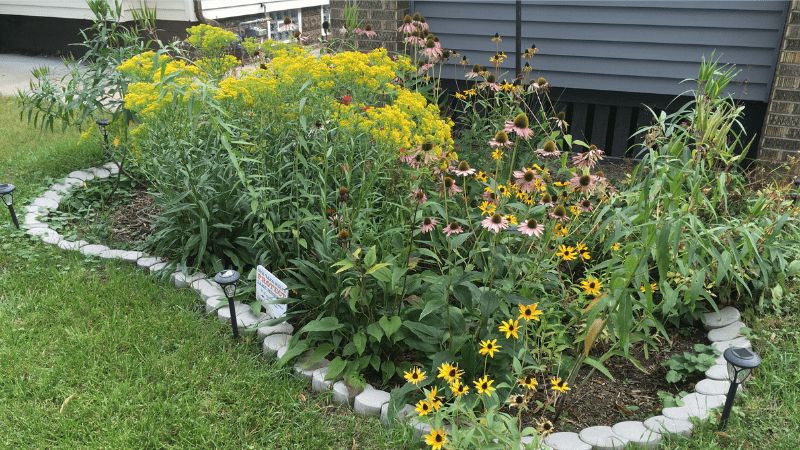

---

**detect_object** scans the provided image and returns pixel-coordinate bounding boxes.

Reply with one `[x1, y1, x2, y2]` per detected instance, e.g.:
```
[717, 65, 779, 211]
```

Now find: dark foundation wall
[0, 15, 194, 57]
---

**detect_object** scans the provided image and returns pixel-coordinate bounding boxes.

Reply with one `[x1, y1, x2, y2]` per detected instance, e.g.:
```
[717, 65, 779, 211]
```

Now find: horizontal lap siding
[414, 1, 788, 102]
[202, 0, 328, 19]
[0, 0, 193, 21]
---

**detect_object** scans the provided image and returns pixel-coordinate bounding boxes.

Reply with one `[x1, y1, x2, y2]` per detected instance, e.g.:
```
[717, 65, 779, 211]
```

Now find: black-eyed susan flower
[554, 224, 568, 238]
[505, 214, 518, 225]
[518, 303, 543, 321]
[491, 148, 504, 160]
[538, 418, 554, 437]
[404, 366, 426, 385]
[450, 380, 469, 397]
[427, 386, 444, 410]
[611, 242, 621, 251]
[640, 283, 659, 293]
[478, 200, 497, 215]
[556, 245, 577, 261]
[424, 428, 449, 450]
[437, 362, 463, 383]
[498, 319, 520, 339]
[518, 375, 538, 390]
[507, 394, 526, 408]
[474, 171, 488, 182]
[415, 399, 433, 416]
[474, 375, 496, 395]
[491, 32, 502, 42]
[478, 339, 501, 358]
[581, 275, 602, 296]
[551, 377, 570, 393]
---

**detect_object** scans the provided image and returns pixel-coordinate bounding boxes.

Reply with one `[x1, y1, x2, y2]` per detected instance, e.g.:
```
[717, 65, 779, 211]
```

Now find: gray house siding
[415, 1, 788, 156]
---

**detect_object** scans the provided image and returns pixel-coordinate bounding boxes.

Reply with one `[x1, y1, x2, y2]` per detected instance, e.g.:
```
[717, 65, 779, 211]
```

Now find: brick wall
[761, 1, 800, 161]
[301, 6, 323, 43]
[329, 1, 409, 53]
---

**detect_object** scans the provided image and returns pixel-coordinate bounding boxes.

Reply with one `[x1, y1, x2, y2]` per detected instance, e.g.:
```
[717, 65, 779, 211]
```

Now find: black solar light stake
[0, 183, 19, 229]
[215, 269, 242, 339]
[96, 119, 110, 148]
[719, 347, 761, 430]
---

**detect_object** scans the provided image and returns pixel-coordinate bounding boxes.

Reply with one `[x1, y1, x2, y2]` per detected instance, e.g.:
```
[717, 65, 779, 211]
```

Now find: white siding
[201, 0, 327, 19]
[0, 0, 195, 22]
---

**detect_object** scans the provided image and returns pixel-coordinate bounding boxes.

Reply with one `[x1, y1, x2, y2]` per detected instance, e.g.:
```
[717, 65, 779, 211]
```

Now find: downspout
[193, 0, 221, 27]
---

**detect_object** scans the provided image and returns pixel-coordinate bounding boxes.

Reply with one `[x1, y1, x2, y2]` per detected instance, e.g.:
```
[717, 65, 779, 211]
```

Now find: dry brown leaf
[59, 394, 76, 414]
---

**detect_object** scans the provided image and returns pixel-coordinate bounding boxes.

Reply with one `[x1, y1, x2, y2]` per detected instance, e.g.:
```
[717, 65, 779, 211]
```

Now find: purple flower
[518, 218, 545, 237]
[420, 217, 438, 233]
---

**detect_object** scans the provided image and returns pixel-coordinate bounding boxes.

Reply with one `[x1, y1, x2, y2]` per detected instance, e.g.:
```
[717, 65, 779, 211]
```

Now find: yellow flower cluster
[186, 24, 237, 54]
[116, 51, 199, 83]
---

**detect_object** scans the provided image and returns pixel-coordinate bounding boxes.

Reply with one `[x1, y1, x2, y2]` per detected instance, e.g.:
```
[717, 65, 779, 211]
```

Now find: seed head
[543, 141, 557, 153]
[486, 74, 496, 83]
[513, 113, 529, 129]
[494, 130, 509, 144]
[542, 193, 552, 203]
[365, 24, 373, 31]
[557, 111, 566, 121]
[403, 14, 412, 24]
[526, 218, 538, 228]
[579, 174, 591, 187]
[553, 205, 566, 218]
[413, 12, 422, 21]
[458, 161, 470, 171]
[422, 142, 434, 151]
[338, 187, 350, 203]
[537, 77, 547, 85]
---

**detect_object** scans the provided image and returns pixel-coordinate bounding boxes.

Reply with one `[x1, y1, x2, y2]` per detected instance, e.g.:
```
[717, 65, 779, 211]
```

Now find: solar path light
[719, 347, 761, 430]
[215, 269, 241, 339]
[96, 118, 110, 148]
[0, 183, 19, 229]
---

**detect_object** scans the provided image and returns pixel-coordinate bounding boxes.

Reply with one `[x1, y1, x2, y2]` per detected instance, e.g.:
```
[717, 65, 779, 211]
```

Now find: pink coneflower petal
[443, 221, 464, 237]
[488, 138, 514, 148]
[453, 161, 476, 177]
[569, 173, 597, 194]
[420, 217, 438, 233]
[437, 177, 463, 196]
[580, 198, 594, 213]
[481, 213, 509, 234]
[518, 218, 545, 237]
[410, 189, 427, 205]
[513, 168, 540, 193]
[504, 119, 535, 140]
[398, 23, 417, 33]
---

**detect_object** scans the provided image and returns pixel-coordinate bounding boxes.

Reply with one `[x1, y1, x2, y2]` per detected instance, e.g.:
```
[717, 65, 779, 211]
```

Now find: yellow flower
[580, 276, 602, 296]
[518, 303, 543, 321]
[492, 149, 504, 160]
[114, 135, 120, 148]
[538, 418, 554, 437]
[437, 362, 463, 383]
[474, 375, 496, 395]
[554, 181, 569, 187]
[455, 91, 466, 99]
[427, 386, 444, 410]
[581, 251, 591, 261]
[551, 378, 570, 393]
[424, 428, 449, 450]
[498, 319, 520, 339]
[554, 224, 568, 237]
[474, 171, 488, 182]
[518, 375, 538, 390]
[478, 201, 497, 215]
[404, 366, 426, 385]
[556, 245, 577, 261]
[505, 214, 518, 225]
[415, 399, 433, 416]
[478, 339, 501, 358]
[575, 242, 587, 253]
[497, 185, 511, 198]
[570, 205, 581, 216]
[450, 380, 469, 397]
[640, 283, 659, 293]
[611, 242, 621, 251]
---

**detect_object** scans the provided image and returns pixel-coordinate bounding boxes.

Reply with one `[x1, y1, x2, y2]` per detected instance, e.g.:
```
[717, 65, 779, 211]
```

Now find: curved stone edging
[22, 164, 754, 450]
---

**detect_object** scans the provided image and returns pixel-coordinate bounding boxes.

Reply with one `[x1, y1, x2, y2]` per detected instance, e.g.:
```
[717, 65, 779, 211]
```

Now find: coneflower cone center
[444, 177, 454, 188]
[513, 114, 529, 129]
[487, 74, 496, 83]
[554, 206, 566, 217]
[491, 214, 503, 224]
[524, 170, 535, 182]
[582, 199, 591, 208]
[527, 219, 538, 228]
[494, 131, 508, 143]
[543, 141, 556, 152]
[458, 161, 470, 171]
[542, 194, 552, 203]
[579, 175, 591, 187]
[537, 77, 547, 85]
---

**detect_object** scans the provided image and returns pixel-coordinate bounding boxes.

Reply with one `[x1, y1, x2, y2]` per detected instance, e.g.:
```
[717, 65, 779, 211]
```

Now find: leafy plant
[661, 344, 720, 383]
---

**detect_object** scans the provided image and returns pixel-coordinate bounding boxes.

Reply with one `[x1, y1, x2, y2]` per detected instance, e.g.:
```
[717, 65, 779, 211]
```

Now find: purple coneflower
[529, 77, 550, 94]
[553, 111, 568, 132]
[421, 40, 441, 59]
[580, 198, 594, 213]
[539, 193, 553, 207]
[443, 221, 464, 237]
[518, 218, 545, 237]
[280, 16, 297, 31]
[504, 113, 534, 140]
[489, 130, 514, 148]
[417, 63, 434, 75]
[465, 64, 483, 79]
[362, 24, 377, 38]
[453, 160, 476, 177]
[481, 213, 509, 234]
[420, 217, 438, 233]
[483, 189, 500, 205]
[399, 14, 416, 33]
[549, 205, 570, 222]
[572, 145, 604, 170]
[438, 176, 463, 196]
[480, 73, 500, 92]
[569, 173, 597, 194]
[410, 189, 427, 205]
[415, 16, 429, 31]
[535, 141, 561, 157]
[513, 167, 539, 193]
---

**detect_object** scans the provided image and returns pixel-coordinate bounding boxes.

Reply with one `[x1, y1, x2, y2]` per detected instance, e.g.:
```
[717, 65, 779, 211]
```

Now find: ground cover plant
[11, 3, 800, 448]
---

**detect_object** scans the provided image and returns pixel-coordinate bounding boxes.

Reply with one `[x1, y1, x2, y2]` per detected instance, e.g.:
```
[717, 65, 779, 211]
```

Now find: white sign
[256, 265, 288, 318]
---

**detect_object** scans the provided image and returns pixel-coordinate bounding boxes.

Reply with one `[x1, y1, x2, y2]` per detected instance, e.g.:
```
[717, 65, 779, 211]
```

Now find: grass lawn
[2, 92, 799, 450]
[0, 96, 413, 449]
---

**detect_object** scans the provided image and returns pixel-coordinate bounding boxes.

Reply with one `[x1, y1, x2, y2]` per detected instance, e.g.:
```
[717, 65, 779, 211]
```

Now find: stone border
[21, 164, 754, 450]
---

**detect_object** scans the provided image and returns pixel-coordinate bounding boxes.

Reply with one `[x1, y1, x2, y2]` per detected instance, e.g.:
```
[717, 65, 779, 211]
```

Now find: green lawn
[2, 93, 799, 450]
[0, 96, 413, 449]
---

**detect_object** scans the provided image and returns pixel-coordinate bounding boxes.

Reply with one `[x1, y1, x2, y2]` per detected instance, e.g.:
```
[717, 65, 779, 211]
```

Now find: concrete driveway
[0, 54, 73, 96]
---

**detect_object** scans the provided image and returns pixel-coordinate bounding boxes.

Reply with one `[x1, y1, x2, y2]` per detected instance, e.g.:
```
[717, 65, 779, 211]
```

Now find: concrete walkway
[0, 54, 73, 96]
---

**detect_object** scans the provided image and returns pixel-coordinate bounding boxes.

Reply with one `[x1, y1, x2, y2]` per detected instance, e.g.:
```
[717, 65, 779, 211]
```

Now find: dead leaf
[715, 431, 734, 440]
[299, 393, 306, 401]
[59, 394, 76, 414]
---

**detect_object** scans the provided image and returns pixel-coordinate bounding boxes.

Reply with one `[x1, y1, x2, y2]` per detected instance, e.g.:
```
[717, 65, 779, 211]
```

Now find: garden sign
[256, 265, 287, 318]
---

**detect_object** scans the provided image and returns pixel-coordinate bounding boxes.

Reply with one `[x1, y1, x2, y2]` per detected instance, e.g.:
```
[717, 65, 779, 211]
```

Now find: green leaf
[379, 316, 402, 338]
[364, 246, 376, 267]
[583, 356, 615, 382]
[366, 322, 384, 342]
[365, 263, 390, 275]
[324, 356, 347, 381]
[353, 333, 367, 355]
[299, 317, 343, 333]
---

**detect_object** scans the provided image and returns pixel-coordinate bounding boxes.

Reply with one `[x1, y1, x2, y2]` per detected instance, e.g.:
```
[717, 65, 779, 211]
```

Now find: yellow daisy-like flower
[538, 418, 554, 437]
[518, 303, 543, 321]
[474, 171, 488, 182]
[554, 181, 569, 187]
[611, 242, 621, 251]
[498, 319, 521, 339]
[580, 276, 602, 296]
[455, 91, 466, 100]
[551, 378, 570, 393]
[424, 428, 449, 450]
[437, 362, 463, 383]
[404, 366, 426, 385]
[507, 394, 526, 408]
[581, 251, 591, 261]
[478, 339, 501, 358]
[450, 380, 469, 397]
[478, 201, 497, 215]
[474, 375, 496, 395]
[518, 375, 538, 390]
[505, 214, 518, 225]
[556, 245, 578, 261]
[523, 194, 535, 205]
[427, 386, 444, 410]
[492, 149, 504, 160]
[415, 399, 433, 416]
[570, 205, 581, 216]
[114, 135, 120, 148]
[640, 283, 659, 293]
[497, 185, 511, 198]
[554, 224, 568, 238]
[575, 243, 587, 253]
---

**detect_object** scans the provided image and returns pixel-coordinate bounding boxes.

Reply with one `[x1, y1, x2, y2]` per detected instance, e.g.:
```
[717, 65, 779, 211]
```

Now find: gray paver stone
[22, 213, 47, 228]
[118, 251, 146, 264]
[27, 227, 59, 237]
[703, 306, 741, 330]
[80, 244, 110, 256]
[217, 302, 267, 327]
[705, 364, 731, 381]
[643, 415, 693, 438]
[149, 261, 173, 274]
[611, 421, 662, 449]
[712, 336, 751, 355]
[579, 426, 630, 450]
[380, 403, 416, 427]
[31, 197, 59, 210]
[255, 322, 294, 342]
[98, 249, 138, 261]
[262, 333, 291, 356]
[136, 256, 164, 272]
[545, 432, 592, 450]
[64, 177, 84, 186]
[520, 435, 552, 449]
[708, 321, 747, 342]
[171, 271, 206, 288]
[409, 418, 432, 439]
[42, 190, 64, 202]
[662, 393, 725, 422]
[190, 278, 225, 300]
[68, 170, 94, 181]
[332, 381, 370, 405]
[103, 162, 121, 174]
[354, 389, 390, 416]
[696, 378, 734, 396]
[50, 182, 73, 193]
[89, 167, 111, 179]
[58, 239, 88, 251]
[41, 234, 62, 245]
[26, 205, 49, 216]
[276, 346, 288, 359]
[311, 367, 332, 392]
[294, 357, 330, 380]
[205, 296, 224, 315]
